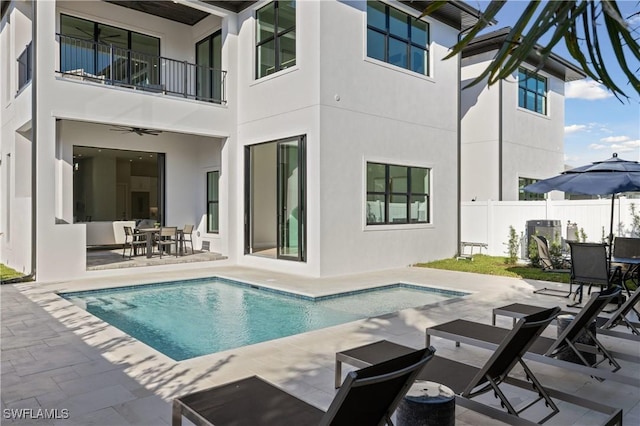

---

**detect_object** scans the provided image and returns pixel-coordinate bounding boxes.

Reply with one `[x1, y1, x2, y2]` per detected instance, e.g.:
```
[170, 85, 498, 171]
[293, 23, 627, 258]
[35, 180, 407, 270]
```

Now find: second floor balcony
[56, 34, 226, 104]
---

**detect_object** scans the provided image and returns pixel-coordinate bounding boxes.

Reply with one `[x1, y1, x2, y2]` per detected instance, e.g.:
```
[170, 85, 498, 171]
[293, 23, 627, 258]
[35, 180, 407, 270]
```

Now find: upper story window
[519, 177, 544, 200]
[60, 14, 160, 86]
[256, 1, 296, 79]
[518, 68, 547, 115]
[366, 162, 430, 225]
[17, 42, 32, 91]
[367, 1, 429, 75]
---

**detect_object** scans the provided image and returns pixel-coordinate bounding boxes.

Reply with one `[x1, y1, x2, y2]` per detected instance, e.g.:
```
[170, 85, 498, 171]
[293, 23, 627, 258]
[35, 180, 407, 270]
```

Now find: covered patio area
[86, 247, 227, 271]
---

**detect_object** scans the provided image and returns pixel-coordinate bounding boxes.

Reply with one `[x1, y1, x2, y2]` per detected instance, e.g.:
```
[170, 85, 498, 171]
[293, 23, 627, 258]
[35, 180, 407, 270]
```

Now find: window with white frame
[366, 1, 429, 75]
[366, 162, 430, 225]
[207, 171, 219, 233]
[256, 1, 296, 79]
[518, 68, 547, 115]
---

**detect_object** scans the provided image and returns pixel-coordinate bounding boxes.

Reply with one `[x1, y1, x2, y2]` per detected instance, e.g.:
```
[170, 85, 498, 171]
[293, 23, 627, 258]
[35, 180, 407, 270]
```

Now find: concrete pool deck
[2, 264, 639, 425]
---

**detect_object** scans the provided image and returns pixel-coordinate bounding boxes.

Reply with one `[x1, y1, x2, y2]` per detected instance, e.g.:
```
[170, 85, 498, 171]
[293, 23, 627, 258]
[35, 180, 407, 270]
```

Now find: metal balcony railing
[56, 34, 226, 104]
[17, 42, 33, 91]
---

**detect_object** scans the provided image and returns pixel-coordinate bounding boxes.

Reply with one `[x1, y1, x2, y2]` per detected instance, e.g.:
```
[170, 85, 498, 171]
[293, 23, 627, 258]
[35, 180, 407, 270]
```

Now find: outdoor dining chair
[122, 226, 146, 259]
[568, 241, 622, 306]
[181, 224, 194, 254]
[157, 227, 179, 258]
[612, 236, 640, 295]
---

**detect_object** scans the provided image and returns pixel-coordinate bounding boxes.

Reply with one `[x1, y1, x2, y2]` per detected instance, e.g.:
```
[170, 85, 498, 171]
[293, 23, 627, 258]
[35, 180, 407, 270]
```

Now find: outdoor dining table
[137, 227, 187, 257]
[611, 256, 640, 294]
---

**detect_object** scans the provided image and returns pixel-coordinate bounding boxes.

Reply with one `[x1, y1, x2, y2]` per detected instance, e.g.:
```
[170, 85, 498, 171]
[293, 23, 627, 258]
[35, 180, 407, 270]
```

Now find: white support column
[35, 0, 86, 281]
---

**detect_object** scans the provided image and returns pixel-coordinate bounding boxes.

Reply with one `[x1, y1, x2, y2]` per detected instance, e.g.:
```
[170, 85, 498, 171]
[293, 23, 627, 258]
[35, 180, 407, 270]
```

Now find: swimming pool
[61, 278, 467, 361]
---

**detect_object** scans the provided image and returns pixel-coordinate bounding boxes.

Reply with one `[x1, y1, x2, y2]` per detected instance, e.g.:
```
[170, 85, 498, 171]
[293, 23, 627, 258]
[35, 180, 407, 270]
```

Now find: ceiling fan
[74, 26, 122, 41]
[109, 126, 162, 136]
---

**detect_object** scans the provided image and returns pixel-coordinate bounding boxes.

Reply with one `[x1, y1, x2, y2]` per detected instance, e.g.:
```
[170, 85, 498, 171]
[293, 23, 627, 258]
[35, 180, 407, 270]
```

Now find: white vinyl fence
[461, 198, 640, 259]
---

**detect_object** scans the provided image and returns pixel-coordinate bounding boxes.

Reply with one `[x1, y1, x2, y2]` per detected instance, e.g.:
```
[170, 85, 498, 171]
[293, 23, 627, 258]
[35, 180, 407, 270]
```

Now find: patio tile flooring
[2, 264, 639, 425]
[86, 248, 226, 270]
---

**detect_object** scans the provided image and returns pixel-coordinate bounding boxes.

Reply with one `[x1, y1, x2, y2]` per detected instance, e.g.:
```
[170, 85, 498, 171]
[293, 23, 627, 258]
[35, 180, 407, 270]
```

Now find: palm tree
[423, 1, 639, 100]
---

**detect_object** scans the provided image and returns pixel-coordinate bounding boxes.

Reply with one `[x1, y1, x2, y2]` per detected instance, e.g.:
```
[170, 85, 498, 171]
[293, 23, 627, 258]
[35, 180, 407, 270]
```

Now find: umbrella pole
[609, 194, 615, 263]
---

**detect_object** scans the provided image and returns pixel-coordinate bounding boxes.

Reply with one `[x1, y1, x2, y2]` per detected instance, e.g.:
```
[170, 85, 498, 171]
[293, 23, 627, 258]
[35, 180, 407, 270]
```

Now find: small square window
[366, 1, 429, 76]
[518, 68, 547, 115]
[256, 1, 296, 79]
[366, 162, 430, 225]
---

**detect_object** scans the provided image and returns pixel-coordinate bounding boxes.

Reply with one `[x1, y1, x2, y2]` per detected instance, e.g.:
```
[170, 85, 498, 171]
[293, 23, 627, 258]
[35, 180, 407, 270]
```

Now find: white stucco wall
[2, 0, 463, 281]
[461, 52, 567, 202]
[460, 53, 500, 202]
[233, 0, 322, 277]
[502, 66, 566, 201]
[0, 1, 34, 275]
[315, 0, 460, 275]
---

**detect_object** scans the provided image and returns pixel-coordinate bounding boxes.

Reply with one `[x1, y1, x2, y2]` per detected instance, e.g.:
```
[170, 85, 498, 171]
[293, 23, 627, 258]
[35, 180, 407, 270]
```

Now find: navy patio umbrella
[525, 153, 640, 257]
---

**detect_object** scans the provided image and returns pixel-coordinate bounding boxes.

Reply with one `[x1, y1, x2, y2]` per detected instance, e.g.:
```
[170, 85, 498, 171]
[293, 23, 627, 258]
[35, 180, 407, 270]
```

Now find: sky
[472, 0, 640, 168]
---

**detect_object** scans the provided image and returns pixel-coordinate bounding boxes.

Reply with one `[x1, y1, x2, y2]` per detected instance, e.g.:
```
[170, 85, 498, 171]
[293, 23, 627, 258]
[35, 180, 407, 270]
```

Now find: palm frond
[422, 0, 640, 99]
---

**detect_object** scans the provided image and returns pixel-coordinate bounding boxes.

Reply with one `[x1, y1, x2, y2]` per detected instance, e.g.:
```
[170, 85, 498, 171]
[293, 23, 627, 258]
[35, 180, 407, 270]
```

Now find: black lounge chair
[426, 287, 640, 386]
[493, 287, 640, 342]
[173, 347, 434, 426]
[336, 307, 623, 425]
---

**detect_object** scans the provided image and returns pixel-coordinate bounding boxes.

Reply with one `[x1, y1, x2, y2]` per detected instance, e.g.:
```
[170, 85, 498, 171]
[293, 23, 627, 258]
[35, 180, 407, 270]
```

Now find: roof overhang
[78, 1, 484, 31]
[103, 1, 256, 26]
[462, 27, 587, 82]
[402, 1, 488, 31]
[1, 0, 10, 19]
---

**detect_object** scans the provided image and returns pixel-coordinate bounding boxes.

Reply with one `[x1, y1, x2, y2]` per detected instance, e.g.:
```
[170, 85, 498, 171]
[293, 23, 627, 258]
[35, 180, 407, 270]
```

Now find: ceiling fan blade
[74, 26, 94, 38]
[109, 126, 161, 136]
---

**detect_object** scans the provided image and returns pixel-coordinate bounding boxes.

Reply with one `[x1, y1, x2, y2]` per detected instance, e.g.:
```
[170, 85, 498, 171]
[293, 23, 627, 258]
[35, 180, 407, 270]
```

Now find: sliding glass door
[196, 31, 222, 103]
[277, 138, 304, 259]
[245, 136, 305, 261]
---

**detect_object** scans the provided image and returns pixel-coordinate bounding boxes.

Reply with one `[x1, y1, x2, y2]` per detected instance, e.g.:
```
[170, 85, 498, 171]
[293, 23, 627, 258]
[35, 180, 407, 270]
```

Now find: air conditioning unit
[526, 220, 561, 258]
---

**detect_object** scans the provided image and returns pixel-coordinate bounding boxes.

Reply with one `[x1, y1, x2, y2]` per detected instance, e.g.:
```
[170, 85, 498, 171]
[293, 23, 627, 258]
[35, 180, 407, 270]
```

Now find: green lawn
[416, 255, 571, 283]
[1, 264, 25, 282]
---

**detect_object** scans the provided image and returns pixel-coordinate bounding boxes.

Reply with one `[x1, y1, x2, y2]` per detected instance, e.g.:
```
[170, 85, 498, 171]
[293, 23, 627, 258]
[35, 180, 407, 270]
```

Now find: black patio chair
[567, 241, 622, 307]
[172, 346, 434, 426]
[612, 236, 640, 295]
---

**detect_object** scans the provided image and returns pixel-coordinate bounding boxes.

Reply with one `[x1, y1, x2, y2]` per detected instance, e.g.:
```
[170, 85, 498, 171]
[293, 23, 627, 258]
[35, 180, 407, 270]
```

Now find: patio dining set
[122, 223, 195, 259]
[532, 235, 640, 309]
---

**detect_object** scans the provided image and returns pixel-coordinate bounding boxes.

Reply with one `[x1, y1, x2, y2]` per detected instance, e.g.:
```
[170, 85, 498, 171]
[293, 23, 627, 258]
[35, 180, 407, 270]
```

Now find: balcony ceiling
[104, 1, 256, 26]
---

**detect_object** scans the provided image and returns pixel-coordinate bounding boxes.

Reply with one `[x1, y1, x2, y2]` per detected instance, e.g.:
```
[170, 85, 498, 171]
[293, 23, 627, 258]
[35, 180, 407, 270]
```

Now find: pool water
[62, 278, 466, 361]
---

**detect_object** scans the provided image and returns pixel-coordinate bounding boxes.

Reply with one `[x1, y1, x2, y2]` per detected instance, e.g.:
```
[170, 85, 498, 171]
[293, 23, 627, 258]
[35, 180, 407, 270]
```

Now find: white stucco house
[460, 27, 586, 202]
[1, 0, 494, 282]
